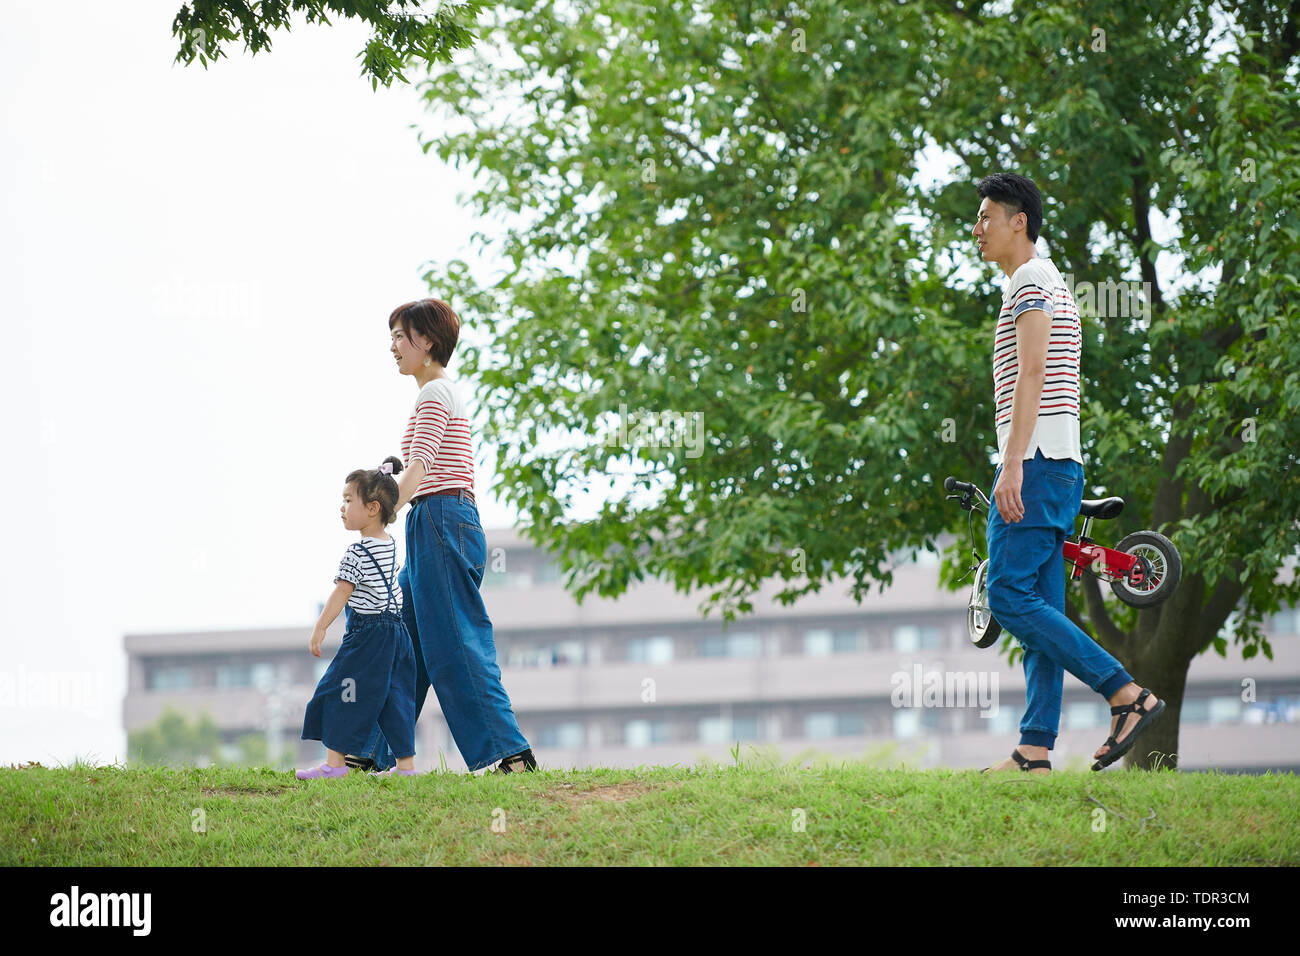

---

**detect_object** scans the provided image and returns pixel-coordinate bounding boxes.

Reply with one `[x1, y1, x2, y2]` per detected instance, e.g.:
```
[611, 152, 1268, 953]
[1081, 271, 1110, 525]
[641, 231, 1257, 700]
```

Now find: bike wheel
[1111, 530, 1182, 608]
[968, 558, 1003, 648]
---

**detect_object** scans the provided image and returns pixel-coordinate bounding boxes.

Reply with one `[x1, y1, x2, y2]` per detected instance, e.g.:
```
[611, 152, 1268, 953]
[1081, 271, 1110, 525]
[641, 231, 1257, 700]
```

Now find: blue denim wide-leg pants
[358, 492, 530, 772]
[985, 449, 1132, 749]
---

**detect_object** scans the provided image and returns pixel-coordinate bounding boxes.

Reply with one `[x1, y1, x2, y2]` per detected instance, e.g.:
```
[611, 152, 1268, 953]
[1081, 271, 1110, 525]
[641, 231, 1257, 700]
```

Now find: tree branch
[1130, 162, 1165, 316]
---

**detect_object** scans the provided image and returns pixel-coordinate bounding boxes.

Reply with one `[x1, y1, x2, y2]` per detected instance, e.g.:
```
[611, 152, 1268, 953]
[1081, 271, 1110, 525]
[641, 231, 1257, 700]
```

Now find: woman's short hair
[388, 298, 460, 367]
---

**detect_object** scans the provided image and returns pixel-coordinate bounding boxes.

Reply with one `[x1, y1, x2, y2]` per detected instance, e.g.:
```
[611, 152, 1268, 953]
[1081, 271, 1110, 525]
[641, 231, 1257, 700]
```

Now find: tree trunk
[1122, 647, 1190, 770]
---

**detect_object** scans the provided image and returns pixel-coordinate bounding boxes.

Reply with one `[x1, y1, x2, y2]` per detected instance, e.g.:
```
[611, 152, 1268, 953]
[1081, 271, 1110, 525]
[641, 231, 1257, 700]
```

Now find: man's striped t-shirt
[335, 536, 402, 613]
[401, 377, 476, 499]
[993, 256, 1084, 464]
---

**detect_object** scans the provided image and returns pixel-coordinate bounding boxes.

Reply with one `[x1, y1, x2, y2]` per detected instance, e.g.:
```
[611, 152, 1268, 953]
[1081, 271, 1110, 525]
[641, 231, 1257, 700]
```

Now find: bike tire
[1111, 530, 1182, 608]
[969, 558, 1003, 648]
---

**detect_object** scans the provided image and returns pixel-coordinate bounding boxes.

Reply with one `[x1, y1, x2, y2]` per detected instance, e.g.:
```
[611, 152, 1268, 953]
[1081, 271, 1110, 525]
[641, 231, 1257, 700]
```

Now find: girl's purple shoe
[295, 763, 349, 780]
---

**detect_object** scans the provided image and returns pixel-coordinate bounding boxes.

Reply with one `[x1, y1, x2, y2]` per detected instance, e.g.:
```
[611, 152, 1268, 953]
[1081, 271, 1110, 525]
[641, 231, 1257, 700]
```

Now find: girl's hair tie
[378, 461, 394, 476]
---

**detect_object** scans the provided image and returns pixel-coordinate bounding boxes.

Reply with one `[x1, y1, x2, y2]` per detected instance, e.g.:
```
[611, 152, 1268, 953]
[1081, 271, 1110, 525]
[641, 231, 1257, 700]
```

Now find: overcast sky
[1, 0, 528, 765]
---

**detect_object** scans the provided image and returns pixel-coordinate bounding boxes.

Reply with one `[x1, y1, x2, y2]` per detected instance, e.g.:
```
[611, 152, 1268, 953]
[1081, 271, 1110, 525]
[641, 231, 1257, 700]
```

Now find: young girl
[296, 457, 418, 779]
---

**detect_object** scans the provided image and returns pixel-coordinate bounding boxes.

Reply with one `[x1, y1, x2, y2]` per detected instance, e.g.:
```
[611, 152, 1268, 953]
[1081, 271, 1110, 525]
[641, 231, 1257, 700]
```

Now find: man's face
[973, 197, 1022, 263]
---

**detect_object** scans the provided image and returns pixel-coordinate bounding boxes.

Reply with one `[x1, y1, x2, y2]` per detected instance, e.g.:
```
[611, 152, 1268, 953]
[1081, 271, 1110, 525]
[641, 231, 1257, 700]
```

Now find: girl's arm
[394, 458, 427, 512]
[310, 580, 355, 657]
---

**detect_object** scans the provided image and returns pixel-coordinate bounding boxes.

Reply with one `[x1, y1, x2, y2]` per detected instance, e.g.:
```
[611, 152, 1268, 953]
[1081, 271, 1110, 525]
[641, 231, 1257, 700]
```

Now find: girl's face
[391, 323, 432, 376]
[340, 483, 378, 531]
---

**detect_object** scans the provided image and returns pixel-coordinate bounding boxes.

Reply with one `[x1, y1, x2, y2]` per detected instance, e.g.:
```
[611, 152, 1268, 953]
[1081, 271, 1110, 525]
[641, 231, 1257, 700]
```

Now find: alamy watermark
[890, 663, 999, 718]
[49, 886, 151, 936]
[605, 403, 705, 459]
[1062, 274, 1152, 322]
[0, 667, 107, 719]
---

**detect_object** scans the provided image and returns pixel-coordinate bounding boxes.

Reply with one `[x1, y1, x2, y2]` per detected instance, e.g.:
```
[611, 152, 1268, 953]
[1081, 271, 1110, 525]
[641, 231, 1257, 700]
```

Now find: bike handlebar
[945, 476, 977, 495]
[944, 476, 991, 509]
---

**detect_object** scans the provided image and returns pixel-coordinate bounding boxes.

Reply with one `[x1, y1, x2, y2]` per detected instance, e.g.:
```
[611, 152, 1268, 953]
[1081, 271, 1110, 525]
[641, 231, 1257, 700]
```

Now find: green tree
[128, 709, 294, 768]
[175, 0, 1300, 769]
[171, 0, 485, 88]
[128, 708, 223, 766]
[416, 0, 1300, 770]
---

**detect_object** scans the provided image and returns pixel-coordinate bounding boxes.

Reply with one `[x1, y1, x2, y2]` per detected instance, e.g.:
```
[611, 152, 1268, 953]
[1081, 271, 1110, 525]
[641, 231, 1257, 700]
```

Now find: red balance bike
[944, 476, 1182, 648]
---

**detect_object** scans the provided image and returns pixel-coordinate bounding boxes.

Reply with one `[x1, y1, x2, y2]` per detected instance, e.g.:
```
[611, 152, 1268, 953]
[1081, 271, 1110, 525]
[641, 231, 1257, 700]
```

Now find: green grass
[3, 756, 1296, 866]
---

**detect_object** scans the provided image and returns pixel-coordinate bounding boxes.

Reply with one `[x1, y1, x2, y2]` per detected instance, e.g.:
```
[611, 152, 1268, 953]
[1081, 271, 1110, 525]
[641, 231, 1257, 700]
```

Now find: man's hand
[994, 458, 1025, 523]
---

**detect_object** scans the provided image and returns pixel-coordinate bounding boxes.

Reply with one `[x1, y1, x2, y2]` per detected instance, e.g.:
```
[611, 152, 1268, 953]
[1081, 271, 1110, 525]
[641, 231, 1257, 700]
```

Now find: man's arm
[992, 308, 1051, 523]
[1003, 308, 1051, 462]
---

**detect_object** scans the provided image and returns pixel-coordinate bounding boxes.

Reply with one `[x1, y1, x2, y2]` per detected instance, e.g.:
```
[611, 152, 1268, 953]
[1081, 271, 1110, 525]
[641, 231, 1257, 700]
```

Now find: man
[973, 172, 1163, 773]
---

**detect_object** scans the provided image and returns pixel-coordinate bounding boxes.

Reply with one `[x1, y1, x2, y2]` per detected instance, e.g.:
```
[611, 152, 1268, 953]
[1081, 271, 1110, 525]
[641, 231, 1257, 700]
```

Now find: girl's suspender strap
[355, 541, 399, 614]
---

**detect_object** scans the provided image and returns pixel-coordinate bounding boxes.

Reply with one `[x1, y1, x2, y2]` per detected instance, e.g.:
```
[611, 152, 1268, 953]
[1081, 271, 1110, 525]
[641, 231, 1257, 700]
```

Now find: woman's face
[390, 322, 432, 376]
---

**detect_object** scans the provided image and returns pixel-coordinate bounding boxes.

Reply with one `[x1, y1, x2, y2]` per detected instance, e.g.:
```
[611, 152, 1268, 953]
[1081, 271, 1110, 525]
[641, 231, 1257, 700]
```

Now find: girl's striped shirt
[992, 256, 1084, 464]
[401, 377, 476, 499]
[335, 536, 402, 613]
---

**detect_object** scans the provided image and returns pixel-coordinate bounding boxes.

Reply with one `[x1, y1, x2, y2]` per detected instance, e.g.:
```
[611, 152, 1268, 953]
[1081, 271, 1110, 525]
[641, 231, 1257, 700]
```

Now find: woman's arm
[395, 458, 427, 512]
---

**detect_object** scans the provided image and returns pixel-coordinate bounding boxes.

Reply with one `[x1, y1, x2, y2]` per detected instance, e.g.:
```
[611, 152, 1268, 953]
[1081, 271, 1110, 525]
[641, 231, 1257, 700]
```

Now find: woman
[350, 298, 536, 774]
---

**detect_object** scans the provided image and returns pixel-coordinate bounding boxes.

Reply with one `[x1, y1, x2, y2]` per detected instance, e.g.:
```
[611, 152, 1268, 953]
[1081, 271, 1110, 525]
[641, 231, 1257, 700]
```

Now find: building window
[1208, 696, 1242, 724]
[892, 625, 943, 651]
[804, 628, 867, 656]
[1182, 698, 1209, 724]
[1267, 605, 1299, 634]
[483, 569, 532, 590]
[624, 719, 670, 747]
[804, 629, 832, 656]
[1065, 701, 1106, 730]
[216, 662, 275, 690]
[833, 628, 867, 653]
[627, 636, 674, 664]
[985, 707, 1018, 735]
[699, 632, 760, 658]
[893, 626, 918, 652]
[699, 715, 760, 744]
[504, 640, 585, 668]
[147, 665, 193, 691]
[1244, 696, 1300, 723]
[892, 709, 920, 738]
[805, 711, 866, 739]
[537, 722, 584, 749]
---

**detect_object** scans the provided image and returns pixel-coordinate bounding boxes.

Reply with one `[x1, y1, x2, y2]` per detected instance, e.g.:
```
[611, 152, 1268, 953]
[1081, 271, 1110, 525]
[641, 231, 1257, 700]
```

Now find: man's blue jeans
[356, 492, 530, 772]
[985, 449, 1132, 749]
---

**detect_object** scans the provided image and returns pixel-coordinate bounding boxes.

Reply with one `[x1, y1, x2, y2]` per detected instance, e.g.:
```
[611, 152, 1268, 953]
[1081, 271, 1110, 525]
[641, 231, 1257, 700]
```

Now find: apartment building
[122, 529, 1300, 772]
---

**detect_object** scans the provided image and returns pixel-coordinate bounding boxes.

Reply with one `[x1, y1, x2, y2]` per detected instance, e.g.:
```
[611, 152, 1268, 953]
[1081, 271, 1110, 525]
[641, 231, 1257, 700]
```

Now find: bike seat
[1079, 496, 1124, 519]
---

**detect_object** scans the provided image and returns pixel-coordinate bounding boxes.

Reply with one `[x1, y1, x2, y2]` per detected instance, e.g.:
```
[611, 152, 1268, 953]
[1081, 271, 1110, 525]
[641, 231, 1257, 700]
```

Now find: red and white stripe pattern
[401, 379, 475, 497]
[992, 257, 1083, 462]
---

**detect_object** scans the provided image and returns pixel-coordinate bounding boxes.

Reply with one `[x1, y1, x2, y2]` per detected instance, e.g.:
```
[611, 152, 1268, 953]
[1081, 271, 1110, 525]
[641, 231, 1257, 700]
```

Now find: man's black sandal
[344, 754, 378, 772]
[1091, 688, 1165, 771]
[982, 749, 1051, 773]
[493, 748, 538, 774]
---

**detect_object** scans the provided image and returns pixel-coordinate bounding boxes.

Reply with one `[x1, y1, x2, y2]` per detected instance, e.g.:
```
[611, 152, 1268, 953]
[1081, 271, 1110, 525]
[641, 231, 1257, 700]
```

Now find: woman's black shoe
[344, 754, 378, 772]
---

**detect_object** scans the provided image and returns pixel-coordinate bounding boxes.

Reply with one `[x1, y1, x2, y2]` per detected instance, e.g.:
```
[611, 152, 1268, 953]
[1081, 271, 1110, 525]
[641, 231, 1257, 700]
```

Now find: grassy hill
[3, 759, 1296, 866]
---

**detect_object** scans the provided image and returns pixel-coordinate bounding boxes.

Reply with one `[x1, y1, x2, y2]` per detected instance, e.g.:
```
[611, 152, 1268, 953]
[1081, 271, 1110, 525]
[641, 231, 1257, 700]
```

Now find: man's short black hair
[977, 172, 1042, 242]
